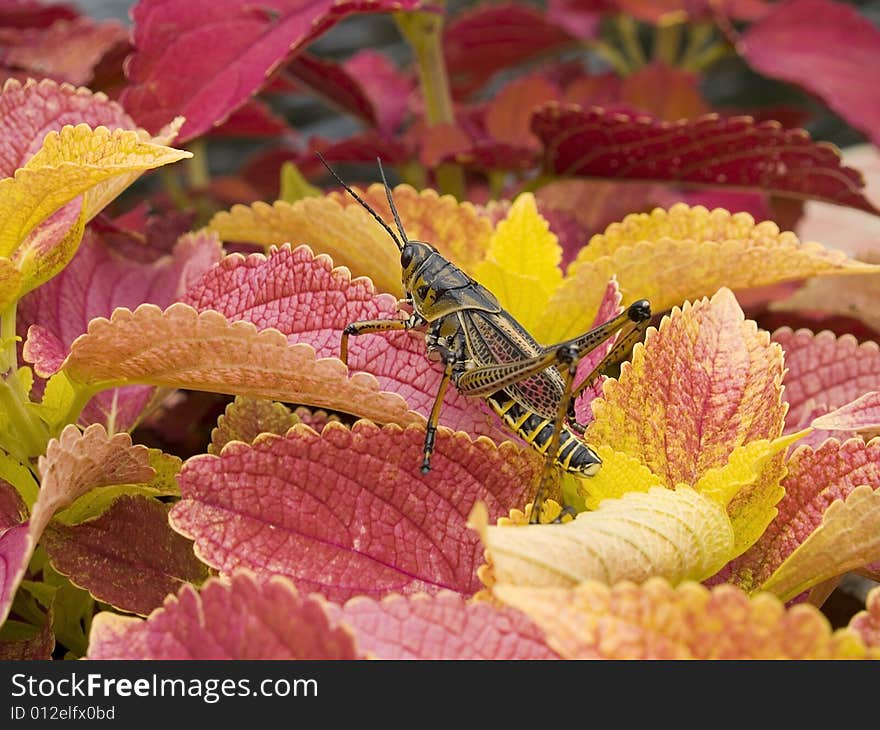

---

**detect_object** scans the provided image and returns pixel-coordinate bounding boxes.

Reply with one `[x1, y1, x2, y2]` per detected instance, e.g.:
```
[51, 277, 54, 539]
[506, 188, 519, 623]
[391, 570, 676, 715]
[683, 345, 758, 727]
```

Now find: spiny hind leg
[569, 305, 651, 432]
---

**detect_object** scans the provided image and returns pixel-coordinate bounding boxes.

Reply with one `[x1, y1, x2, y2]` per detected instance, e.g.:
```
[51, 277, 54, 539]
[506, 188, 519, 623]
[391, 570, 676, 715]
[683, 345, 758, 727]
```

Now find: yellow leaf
[0, 451, 39, 509]
[207, 198, 402, 296]
[759, 485, 880, 602]
[578, 204, 783, 263]
[587, 289, 786, 488]
[0, 124, 190, 258]
[540, 205, 880, 344]
[473, 193, 563, 335]
[696, 433, 807, 558]
[0, 257, 21, 311]
[493, 577, 875, 659]
[329, 183, 493, 275]
[471, 486, 735, 589]
[14, 199, 87, 295]
[695, 432, 806, 507]
[31, 371, 84, 433]
[279, 161, 321, 203]
[576, 444, 664, 509]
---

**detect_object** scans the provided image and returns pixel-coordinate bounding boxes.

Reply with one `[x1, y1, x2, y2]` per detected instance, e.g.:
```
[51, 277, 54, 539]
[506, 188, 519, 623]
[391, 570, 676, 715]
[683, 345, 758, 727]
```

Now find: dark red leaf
[344, 49, 414, 133]
[0, 1, 78, 28]
[285, 52, 377, 128]
[533, 104, 879, 214]
[43, 496, 210, 616]
[208, 98, 290, 139]
[444, 4, 577, 98]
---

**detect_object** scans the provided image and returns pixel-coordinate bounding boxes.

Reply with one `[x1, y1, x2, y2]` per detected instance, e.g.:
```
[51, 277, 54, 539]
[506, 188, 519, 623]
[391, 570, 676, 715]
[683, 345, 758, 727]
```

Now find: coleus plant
[0, 0, 880, 660]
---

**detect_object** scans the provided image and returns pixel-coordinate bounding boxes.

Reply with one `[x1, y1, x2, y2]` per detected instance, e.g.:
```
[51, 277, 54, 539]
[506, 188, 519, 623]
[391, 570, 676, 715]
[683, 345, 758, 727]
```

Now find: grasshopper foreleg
[340, 316, 421, 366]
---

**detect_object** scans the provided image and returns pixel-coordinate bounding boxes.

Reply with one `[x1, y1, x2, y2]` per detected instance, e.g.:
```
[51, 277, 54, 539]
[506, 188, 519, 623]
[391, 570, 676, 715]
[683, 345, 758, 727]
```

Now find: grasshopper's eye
[400, 244, 415, 268]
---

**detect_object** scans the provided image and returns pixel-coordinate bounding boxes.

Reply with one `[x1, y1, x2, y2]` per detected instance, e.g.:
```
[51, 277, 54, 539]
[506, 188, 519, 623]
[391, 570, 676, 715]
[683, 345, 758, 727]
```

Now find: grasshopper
[319, 155, 651, 523]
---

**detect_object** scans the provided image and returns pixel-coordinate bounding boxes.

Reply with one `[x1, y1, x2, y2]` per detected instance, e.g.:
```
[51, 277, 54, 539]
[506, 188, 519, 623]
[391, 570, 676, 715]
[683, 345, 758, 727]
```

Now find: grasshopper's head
[400, 240, 435, 286]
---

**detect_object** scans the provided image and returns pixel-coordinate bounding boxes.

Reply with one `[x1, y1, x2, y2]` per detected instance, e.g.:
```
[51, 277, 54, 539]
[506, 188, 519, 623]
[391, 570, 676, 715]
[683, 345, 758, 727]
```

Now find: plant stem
[186, 138, 211, 190]
[684, 42, 735, 72]
[395, 7, 465, 199]
[0, 377, 46, 461]
[0, 300, 17, 374]
[159, 166, 190, 211]
[680, 23, 715, 68]
[653, 20, 682, 65]
[614, 15, 645, 72]
[586, 39, 633, 76]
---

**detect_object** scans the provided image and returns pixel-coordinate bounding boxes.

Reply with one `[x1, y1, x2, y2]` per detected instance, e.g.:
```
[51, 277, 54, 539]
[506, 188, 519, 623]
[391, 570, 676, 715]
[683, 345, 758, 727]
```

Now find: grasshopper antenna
[376, 157, 408, 248]
[315, 151, 403, 251]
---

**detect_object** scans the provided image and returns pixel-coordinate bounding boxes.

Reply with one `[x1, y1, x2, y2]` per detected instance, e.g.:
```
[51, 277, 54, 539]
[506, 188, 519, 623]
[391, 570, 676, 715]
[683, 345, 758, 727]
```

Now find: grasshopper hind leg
[529, 344, 581, 524]
[530, 301, 651, 523]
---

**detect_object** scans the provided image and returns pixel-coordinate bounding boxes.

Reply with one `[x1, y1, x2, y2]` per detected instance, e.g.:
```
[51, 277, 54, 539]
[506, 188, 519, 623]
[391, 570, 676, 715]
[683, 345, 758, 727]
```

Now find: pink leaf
[849, 586, 880, 649]
[122, 0, 421, 142]
[0, 78, 136, 177]
[344, 49, 414, 134]
[334, 592, 559, 659]
[170, 421, 539, 602]
[723, 438, 880, 590]
[20, 324, 65, 378]
[772, 328, 880, 436]
[739, 0, 880, 147]
[546, 0, 607, 37]
[181, 244, 506, 440]
[812, 392, 880, 433]
[19, 227, 222, 429]
[533, 104, 879, 214]
[0, 17, 127, 86]
[87, 571, 358, 659]
[42, 496, 210, 616]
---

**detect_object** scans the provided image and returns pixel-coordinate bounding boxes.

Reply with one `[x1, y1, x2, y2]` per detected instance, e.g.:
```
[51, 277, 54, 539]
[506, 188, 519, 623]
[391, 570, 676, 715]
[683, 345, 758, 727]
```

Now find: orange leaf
[494, 577, 875, 658]
[61, 303, 421, 427]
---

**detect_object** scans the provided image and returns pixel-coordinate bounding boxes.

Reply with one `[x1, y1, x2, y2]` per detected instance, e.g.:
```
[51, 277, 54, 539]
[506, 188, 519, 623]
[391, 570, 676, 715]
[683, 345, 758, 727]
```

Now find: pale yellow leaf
[471, 486, 734, 589]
